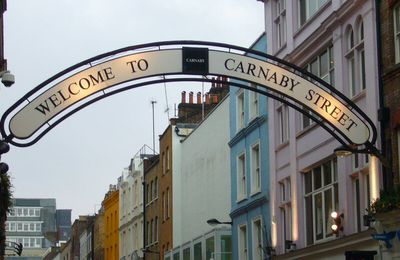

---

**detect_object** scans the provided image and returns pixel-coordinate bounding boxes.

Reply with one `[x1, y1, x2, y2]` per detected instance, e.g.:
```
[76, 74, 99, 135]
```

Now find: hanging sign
[7, 46, 370, 146]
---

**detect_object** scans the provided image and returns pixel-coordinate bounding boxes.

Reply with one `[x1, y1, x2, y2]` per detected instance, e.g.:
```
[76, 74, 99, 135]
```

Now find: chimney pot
[181, 91, 186, 104]
[205, 93, 210, 104]
[189, 91, 194, 104]
[197, 92, 202, 104]
[213, 94, 218, 103]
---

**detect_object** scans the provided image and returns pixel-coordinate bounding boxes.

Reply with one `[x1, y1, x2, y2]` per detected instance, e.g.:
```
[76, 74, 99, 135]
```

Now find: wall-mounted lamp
[206, 218, 232, 226]
[331, 211, 344, 236]
[0, 70, 15, 87]
[334, 144, 388, 166]
[285, 240, 296, 251]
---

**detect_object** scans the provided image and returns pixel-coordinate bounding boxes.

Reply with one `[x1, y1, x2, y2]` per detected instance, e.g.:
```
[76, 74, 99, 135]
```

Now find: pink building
[261, 0, 383, 258]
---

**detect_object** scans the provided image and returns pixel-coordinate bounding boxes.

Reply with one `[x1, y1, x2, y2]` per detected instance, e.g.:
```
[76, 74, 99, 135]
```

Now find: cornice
[228, 115, 267, 147]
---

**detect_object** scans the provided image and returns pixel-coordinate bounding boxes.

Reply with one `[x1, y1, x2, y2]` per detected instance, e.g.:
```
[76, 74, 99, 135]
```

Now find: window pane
[310, 59, 319, 76]
[173, 252, 179, 260]
[314, 167, 322, 190]
[314, 193, 323, 240]
[360, 50, 366, 90]
[194, 242, 202, 260]
[320, 50, 328, 77]
[323, 162, 332, 185]
[305, 196, 314, 245]
[183, 248, 190, 260]
[206, 236, 215, 260]
[324, 189, 333, 237]
[305, 173, 312, 194]
[221, 235, 232, 260]
[300, 0, 307, 25]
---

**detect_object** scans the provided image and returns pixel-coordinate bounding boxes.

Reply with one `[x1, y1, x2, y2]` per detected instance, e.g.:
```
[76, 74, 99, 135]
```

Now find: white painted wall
[119, 155, 144, 259]
[173, 97, 231, 246]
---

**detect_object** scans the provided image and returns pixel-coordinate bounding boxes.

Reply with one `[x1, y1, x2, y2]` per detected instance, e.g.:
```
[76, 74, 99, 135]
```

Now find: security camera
[0, 71, 15, 87]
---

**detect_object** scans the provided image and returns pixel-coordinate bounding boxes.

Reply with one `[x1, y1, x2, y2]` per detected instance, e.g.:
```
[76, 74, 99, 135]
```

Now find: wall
[179, 97, 231, 245]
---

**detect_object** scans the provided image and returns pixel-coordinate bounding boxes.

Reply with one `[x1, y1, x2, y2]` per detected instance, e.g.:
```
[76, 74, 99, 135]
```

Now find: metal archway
[0, 41, 377, 153]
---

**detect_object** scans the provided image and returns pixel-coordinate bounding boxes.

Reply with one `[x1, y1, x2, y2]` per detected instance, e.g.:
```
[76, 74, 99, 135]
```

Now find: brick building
[379, 0, 400, 190]
[143, 155, 160, 260]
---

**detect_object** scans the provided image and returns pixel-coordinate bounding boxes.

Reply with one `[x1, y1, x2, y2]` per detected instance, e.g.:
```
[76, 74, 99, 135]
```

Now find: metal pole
[151, 100, 157, 155]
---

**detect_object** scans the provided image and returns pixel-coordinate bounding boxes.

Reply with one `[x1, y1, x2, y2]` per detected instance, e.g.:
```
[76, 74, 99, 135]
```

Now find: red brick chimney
[181, 91, 186, 104]
[189, 91, 194, 104]
[197, 92, 202, 104]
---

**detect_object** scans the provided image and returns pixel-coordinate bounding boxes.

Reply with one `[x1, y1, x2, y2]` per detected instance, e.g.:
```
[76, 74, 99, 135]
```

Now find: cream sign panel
[208, 51, 370, 145]
[9, 50, 182, 139]
[8, 48, 370, 145]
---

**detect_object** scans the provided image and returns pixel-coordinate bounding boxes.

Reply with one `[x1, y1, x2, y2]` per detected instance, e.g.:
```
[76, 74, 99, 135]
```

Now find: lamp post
[206, 218, 232, 226]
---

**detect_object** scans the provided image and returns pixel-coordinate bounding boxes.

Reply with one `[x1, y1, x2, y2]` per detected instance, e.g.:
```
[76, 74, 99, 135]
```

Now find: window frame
[236, 89, 245, 131]
[237, 152, 247, 201]
[274, 0, 287, 50]
[252, 217, 264, 260]
[249, 84, 259, 120]
[238, 224, 248, 260]
[250, 141, 261, 194]
[304, 158, 338, 245]
[394, 3, 400, 63]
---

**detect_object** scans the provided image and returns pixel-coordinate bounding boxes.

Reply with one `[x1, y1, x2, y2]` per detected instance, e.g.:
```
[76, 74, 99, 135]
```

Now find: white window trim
[236, 89, 245, 131]
[250, 141, 261, 195]
[252, 217, 264, 260]
[304, 159, 338, 245]
[277, 102, 289, 144]
[248, 84, 259, 121]
[238, 224, 248, 260]
[274, 0, 287, 51]
[237, 152, 247, 201]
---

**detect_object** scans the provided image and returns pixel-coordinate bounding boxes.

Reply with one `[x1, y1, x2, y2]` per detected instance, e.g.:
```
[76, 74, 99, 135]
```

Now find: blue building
[229, 33, 271, 260]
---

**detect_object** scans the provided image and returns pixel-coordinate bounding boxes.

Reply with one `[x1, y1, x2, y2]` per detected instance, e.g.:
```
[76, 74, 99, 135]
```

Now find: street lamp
[206, 218, 232, 226]
[334, 144, 387, 166]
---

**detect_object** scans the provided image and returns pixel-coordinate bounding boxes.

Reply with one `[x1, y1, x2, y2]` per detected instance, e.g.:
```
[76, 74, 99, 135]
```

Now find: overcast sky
[1, 0, 264, 220]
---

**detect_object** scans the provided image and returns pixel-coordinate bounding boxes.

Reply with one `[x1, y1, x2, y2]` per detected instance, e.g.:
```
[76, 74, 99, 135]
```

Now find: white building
[168, 96, 232, 260]
[262, 0, 381, 258]
[119, 146, 153, 260]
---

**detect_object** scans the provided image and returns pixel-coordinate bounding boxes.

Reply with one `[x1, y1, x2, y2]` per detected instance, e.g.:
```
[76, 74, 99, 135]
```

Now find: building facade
[228, 34, 271, 260]
[166, 95, 231, 260]
[158, 125, 173, 260]
[380, 0, 400, 190]
[103, 186, 119, 260]
[144, 155, 160, 260]
[262, 0, 381, 258]
[5, 198, 70, 259]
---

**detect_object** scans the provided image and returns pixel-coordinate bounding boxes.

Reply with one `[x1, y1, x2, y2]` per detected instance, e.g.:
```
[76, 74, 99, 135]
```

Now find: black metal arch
[0, 41, 378, 151]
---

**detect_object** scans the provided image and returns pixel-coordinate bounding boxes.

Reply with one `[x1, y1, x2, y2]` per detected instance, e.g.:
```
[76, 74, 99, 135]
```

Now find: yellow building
[103, 185, 119, 260]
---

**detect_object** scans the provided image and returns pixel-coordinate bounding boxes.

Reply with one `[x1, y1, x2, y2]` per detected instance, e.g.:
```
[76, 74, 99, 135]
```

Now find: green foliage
[369, 189, 400, 214]
[0, 173, 12, 215]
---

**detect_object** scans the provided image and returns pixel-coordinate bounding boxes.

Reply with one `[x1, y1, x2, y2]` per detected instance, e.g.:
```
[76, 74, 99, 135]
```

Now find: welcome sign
[5, 45, 371, 146]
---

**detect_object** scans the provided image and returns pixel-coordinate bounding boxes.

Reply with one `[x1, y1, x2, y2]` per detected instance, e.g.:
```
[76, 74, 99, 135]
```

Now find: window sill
[236, 197, 248, 204]
[296, 122, 318, 139]
[273, 42, 287, 57]
[350, 89, 366, 103]
[250, 190, 261, 197]
[275, 140, 289, 152]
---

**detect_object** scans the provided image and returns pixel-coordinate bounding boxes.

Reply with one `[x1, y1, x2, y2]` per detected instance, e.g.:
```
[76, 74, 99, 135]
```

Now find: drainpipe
[142, 179, 146, 260]
[375, 0, 391, 191]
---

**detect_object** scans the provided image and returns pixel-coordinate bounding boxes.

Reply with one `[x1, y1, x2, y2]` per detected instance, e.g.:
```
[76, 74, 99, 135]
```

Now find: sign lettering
[8, 48, 370, 145]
